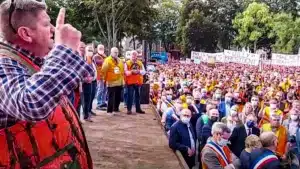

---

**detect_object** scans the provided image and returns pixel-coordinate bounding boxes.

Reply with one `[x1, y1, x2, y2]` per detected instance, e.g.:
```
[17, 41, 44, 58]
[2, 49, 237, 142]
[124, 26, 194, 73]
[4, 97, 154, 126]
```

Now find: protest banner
[224, 50, 260, 66]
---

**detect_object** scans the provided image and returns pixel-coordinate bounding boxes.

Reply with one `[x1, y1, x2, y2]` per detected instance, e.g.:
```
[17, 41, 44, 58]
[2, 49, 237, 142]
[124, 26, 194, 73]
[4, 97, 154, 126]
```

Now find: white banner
[271, 53, 300, 66]
[191, 51, 224, 64]
[190, 50, 300, 67]
[224, 50, 260, 66]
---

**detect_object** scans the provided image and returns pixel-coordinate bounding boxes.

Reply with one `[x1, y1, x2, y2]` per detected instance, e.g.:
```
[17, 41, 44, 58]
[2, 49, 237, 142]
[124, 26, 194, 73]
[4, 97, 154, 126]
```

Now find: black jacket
[229, 125, 260, 157]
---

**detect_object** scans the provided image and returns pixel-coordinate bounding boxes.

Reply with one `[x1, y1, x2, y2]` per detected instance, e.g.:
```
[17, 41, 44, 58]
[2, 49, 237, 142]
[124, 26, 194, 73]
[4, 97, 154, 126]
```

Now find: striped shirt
[0, 40, 94, 128]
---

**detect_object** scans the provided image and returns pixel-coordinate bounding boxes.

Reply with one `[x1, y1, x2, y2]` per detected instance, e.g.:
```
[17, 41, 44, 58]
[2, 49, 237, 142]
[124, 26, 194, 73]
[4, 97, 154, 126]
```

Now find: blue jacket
[218, 101, 234, 119]
[169, 121, 196, 153]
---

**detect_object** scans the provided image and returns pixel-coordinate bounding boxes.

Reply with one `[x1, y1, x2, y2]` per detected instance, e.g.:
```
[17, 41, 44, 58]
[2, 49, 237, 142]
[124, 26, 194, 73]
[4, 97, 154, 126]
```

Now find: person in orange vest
[261, 114, 288, 157]
[201, 122, 241, 169]
[124, 50, 146, 115]
[0, 2, 93, 168]
[95, 44, 108, 110]
[101, 47, 124, 115]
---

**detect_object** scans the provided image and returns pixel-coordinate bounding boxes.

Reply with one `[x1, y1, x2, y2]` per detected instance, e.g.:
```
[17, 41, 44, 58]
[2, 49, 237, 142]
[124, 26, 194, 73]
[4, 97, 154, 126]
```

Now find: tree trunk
[133, 36, 136, 50]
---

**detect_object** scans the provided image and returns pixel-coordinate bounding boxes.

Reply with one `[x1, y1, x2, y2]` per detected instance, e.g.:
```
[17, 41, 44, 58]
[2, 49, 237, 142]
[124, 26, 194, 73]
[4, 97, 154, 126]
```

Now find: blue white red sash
[250, 150, 278, 169]
[206, 141, 230, 166]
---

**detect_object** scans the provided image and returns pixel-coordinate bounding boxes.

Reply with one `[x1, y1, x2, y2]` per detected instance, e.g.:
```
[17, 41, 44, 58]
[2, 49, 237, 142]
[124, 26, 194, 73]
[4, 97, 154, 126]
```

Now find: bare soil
[83, 104, 182, 169]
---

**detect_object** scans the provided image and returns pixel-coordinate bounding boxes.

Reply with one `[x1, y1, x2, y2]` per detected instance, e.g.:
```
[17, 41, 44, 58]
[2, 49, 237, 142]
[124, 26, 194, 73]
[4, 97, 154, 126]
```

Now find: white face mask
[291, 115, 299, 121]
[186, 99, 193, 105]
[215, 94, 222, 99]
[251, 101, 258, 107]
[86, 52, 93, 57]
[270, 104, 277, 109]
[218, 138, 230, 147]
[181, 117, 191, 124]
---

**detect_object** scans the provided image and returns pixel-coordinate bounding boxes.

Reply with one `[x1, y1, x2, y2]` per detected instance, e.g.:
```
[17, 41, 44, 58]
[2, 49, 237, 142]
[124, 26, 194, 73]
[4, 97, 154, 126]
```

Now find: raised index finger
[56, 8, 66, 28]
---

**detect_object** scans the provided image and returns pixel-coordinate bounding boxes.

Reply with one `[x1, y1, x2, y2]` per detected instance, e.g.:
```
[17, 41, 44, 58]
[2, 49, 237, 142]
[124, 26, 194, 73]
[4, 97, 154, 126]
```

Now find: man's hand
[187, 148, 194, 157]
[55, 8, 82, 52]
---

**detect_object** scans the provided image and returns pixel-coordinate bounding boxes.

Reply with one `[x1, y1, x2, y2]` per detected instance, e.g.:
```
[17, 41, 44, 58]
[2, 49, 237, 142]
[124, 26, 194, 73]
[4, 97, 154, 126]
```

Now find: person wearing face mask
[219, 93, 234, 119]
[214, 89, 223, 102]
[258, 98, 283, 127]
[261, 114, 288, 157]
[81, 45, 96, 122]
[196, 109, 220, 167]
[169, 109, 196, 169]
[202, 122, 241, 169]
[124, 51, 146, 115]
[249, 132, 280, 169]
[95, 44, 108, 110]
[101, 47, 124, 115]
[282, 109, 300, 156]
[250, 95, 260, 117]
[229, 114, 260, 157]
[161, 99, 182, 132]
[275, 91, 285, 112]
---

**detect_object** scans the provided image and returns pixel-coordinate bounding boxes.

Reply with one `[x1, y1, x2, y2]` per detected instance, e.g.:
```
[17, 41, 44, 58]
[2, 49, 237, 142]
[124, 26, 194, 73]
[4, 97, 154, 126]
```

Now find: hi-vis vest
[262, 123, 287, 156]
[125, 60, 143, 85]
[0, 46, 92, 169]
[104, 56, 124, 83]
[202, 141, 232, 169]
[258, 107, 283, 127]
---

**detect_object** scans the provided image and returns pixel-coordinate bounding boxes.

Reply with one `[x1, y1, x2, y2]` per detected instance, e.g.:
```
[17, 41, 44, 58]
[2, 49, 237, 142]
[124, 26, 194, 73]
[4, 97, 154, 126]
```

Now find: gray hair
[211, 122, 231, 135]
[260, 132, 276, 148]
[0, 0, 46, 41]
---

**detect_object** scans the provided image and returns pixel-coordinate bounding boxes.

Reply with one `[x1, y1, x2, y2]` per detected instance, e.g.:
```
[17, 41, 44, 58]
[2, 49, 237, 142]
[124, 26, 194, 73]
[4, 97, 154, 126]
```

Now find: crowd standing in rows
[150, 62, 300, 169]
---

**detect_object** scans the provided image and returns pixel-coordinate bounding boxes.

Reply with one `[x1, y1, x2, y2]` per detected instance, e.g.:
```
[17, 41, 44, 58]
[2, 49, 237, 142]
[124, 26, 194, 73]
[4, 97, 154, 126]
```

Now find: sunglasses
[8, 0, 44, 33]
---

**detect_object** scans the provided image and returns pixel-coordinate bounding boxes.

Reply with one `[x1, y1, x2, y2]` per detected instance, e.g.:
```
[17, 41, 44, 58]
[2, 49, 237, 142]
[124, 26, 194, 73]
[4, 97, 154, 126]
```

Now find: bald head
[110, 47, 119, 58]
[97, 44, 105, 54]
[260, 132, 277, 148]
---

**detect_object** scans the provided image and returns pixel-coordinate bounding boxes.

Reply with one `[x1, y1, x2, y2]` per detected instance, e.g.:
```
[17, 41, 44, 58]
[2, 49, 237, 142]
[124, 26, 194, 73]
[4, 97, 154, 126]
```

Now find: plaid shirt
[0, 40, 94, 128]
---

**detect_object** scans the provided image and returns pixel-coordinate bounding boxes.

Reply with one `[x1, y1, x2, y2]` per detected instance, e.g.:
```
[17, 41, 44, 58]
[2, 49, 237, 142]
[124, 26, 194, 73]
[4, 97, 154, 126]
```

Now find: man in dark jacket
[169, 109, 196, 169]
[229, 114, 260, 157]
[196, 108, 219, 169]
[249, 132, 280, 169]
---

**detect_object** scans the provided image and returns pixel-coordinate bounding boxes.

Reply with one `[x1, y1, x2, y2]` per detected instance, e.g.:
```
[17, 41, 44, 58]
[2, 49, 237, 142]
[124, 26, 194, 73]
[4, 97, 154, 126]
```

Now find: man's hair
[0, 0, 47, 41]
[211, 122, 231, 135]
[260, 132, 276, 147]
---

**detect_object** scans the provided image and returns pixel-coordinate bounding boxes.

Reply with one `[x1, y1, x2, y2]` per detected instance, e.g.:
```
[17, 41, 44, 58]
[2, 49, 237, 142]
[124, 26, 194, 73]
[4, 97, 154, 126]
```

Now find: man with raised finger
[0, 0, 93, 168]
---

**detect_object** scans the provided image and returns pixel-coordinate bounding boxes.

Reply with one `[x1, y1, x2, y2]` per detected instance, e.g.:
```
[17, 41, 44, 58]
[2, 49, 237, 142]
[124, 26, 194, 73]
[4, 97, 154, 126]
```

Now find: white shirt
[244, 124, 252, 136]
[187, 124, 195, 150]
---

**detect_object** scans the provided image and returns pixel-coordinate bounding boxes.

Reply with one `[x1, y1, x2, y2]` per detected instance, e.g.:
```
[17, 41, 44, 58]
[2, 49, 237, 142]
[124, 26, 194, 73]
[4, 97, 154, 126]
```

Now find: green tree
[155, 0, 181, 52]
[270, 13, 300, 54]
[233, 2, 274, 52]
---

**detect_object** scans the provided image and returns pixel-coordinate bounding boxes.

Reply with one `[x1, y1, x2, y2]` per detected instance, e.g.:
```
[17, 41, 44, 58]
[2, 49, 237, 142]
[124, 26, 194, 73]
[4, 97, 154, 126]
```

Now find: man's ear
[17, 27, 34, 43]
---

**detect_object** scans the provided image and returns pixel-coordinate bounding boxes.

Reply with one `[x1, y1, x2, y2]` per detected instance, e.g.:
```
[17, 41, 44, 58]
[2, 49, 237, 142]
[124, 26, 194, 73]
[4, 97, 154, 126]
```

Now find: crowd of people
[150, 62, 300, 169]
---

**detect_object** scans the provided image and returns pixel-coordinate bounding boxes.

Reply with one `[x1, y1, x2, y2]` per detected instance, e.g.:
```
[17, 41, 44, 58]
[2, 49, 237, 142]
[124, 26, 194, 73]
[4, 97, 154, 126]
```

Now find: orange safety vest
[104, 56, 124, 83]
[0, 47, 92, 169]
[262, 123, 287, 156]
[202, 141, 232, 169]
[258, 108, 283, 127]
[125, 60, 143, 85]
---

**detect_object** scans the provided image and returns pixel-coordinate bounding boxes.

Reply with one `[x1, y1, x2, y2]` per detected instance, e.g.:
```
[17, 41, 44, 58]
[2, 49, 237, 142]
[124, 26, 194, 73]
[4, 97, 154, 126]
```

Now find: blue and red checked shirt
[0, 39, 94, 128]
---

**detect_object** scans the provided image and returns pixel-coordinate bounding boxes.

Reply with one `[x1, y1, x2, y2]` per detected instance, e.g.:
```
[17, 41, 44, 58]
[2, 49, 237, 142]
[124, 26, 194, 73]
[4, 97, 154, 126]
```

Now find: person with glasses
[0, 0, 93, 168]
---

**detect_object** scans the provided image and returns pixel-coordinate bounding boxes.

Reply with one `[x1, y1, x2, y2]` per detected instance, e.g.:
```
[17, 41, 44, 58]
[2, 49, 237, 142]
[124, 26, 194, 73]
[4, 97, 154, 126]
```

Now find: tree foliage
[233, 2, 274, 52]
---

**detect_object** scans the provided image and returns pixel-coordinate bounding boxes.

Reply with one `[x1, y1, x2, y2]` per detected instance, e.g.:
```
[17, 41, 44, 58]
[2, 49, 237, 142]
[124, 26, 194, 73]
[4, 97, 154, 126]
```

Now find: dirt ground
[83, 104, 182, 169]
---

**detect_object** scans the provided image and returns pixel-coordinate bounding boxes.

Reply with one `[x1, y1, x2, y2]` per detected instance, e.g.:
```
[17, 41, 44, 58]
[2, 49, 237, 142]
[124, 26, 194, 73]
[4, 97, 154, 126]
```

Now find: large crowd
[149, 62, 300, 169]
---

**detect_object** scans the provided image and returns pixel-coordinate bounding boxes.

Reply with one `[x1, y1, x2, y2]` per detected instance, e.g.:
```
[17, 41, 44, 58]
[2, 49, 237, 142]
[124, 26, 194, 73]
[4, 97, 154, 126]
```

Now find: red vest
[0, 47, 92, 169]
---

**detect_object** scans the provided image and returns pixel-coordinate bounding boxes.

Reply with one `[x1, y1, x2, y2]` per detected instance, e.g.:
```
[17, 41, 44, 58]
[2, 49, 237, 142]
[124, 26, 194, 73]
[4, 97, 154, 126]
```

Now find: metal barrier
[150, 103, 190, 169]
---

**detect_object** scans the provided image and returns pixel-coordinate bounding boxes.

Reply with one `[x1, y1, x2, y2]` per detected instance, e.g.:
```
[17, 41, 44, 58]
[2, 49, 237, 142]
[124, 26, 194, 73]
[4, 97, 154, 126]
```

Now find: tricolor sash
[250, 150, 278, 169]
[206, 141, 230, 166]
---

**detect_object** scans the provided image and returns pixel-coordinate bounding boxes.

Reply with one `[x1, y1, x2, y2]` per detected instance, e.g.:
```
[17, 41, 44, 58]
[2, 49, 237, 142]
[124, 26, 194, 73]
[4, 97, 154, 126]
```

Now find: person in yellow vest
[258, 98, 283, 127]
[201, 122, 241, 169]
[124, 51, 146, 115]
[261, 114, 288, 157]
[101, 47, 124, 115]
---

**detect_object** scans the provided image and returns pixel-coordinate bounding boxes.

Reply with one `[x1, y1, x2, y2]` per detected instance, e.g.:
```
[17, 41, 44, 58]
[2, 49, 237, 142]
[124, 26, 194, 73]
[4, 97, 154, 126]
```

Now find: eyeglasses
[8, 0, 44, 34]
